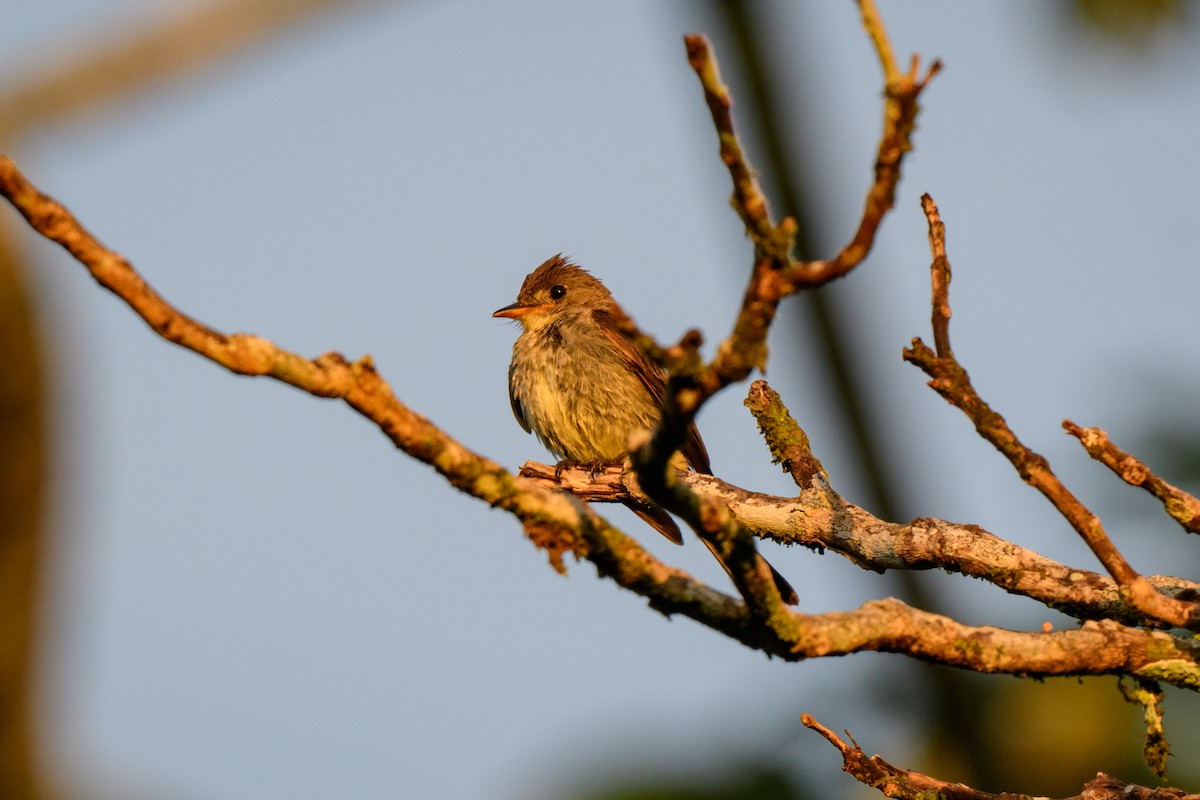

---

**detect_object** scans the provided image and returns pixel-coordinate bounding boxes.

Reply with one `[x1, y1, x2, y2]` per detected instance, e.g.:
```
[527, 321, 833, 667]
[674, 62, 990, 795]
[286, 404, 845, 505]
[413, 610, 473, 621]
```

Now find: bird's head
[492, 254, 614, 330]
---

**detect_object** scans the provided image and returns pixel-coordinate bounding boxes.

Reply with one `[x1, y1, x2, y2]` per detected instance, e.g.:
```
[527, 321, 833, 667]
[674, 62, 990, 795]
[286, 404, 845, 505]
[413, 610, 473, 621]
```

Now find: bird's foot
[552, 459, 625, 482]
[587, 459, 625, 480]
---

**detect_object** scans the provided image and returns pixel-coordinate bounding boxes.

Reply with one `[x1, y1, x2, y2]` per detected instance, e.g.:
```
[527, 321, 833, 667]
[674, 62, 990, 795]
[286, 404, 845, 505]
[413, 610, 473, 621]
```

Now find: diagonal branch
[678, 25, 937, 388]
[6, 155, 1199, 688]
[0, 154, 819, 661]
[0, 153, 670, 603]
[0, 157, 564, 519]
[903, 194, 1200, 630]
[682, 35, 783, 258]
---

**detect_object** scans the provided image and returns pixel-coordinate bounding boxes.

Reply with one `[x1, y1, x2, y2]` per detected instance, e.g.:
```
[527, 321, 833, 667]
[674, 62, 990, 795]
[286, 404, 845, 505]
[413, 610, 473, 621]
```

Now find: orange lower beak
[492, 302, 547, 319]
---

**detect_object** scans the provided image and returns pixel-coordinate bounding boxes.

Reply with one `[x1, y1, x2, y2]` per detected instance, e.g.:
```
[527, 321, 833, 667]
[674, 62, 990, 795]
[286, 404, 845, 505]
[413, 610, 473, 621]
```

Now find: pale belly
[511, 336, 659, 464]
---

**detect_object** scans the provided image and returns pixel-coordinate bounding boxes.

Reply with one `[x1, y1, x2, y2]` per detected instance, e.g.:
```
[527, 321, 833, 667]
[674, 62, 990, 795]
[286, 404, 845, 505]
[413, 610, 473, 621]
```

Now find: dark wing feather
[507, 359, 531, 433]
[593, 308, 711, 474]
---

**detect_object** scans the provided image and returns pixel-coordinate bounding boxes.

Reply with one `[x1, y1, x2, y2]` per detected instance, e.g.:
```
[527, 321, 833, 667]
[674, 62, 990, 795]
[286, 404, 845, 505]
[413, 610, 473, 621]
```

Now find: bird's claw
[552, 459, 624, 482]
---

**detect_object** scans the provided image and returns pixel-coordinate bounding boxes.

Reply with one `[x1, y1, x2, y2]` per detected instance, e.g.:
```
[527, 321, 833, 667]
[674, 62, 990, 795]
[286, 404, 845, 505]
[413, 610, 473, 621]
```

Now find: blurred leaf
[0, 225, 49, 798]
[976, 678, 1155, 795]
[1064, 0, 1193, 51]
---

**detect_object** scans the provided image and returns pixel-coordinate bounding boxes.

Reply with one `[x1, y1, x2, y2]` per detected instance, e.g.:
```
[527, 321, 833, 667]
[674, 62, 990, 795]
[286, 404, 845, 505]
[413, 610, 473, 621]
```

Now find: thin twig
[683, 34, 778, 252]
[923, 193, 952, 357]
[743, 379, 828, 489]
[1065, 421, 1200, 536]
[857, 0, 900, 84]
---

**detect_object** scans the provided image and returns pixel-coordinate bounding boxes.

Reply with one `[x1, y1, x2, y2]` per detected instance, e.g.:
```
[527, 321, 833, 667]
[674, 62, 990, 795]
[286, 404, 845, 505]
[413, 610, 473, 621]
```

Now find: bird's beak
[492, 302, 545, 319]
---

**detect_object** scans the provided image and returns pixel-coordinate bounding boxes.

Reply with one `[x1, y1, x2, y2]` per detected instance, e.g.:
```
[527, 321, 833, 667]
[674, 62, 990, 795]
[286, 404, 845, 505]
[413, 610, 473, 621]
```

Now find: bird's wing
[507, 359, 531, 434]
[593, 308, 712, 474]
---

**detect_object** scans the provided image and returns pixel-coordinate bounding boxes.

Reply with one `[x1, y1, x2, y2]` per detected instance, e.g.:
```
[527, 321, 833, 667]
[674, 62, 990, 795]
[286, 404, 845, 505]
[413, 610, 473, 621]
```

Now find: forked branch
[636, 0, 938, 552]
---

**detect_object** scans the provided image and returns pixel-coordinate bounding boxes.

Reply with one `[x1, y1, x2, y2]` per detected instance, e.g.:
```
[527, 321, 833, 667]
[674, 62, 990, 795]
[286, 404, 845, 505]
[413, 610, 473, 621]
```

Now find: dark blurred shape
[0, 226, 49, 800]
[0, 2, 399, 797]
[567, 758, 810, 800]
[1062, 0, 1194, 51]
[975, 678, 1158, 795]
[1105, 372, 1200, 495]
[1140, 427, 1200, 489]
[0, 0, 383, 141]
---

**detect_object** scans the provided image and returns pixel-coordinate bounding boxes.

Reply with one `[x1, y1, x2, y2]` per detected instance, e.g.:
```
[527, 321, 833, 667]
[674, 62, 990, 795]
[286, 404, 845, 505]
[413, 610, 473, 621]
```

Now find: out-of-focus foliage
[0, 227, 48, 800]
[1065, 0, 1194, 52]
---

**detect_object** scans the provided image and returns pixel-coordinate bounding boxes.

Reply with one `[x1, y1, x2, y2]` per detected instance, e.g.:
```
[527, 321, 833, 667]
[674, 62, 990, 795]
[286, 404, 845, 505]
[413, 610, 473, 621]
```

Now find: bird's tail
[628, 502, 798, 605]
[698, 537, 799, 607]
[628, 503, 684, 544]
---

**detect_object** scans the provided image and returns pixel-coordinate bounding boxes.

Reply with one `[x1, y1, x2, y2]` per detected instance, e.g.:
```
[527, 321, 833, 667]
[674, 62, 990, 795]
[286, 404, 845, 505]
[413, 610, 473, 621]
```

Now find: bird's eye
[549, 285, 567, 300]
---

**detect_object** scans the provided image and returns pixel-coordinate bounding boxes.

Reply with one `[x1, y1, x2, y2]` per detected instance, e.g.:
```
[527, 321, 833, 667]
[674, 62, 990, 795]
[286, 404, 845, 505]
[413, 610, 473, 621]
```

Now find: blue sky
[5, 1, 1200, 797]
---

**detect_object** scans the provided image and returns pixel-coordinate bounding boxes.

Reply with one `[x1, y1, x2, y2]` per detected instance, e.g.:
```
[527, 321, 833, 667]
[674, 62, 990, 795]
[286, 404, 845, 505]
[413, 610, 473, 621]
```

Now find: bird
[494, 254, 797, 605]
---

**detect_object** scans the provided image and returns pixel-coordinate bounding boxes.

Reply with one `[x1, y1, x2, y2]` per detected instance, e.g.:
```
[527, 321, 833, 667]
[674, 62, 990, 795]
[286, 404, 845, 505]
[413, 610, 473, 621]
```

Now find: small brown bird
[494, 255, 797, 605]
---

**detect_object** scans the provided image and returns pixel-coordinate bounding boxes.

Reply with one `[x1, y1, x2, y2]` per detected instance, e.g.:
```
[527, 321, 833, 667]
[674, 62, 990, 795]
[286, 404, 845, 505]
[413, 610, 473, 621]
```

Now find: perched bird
[494, 255, 797, 605]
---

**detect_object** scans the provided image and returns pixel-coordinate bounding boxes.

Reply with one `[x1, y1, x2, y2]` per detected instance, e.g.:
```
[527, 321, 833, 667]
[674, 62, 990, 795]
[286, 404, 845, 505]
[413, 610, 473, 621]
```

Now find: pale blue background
[4, 1, 1199, 797]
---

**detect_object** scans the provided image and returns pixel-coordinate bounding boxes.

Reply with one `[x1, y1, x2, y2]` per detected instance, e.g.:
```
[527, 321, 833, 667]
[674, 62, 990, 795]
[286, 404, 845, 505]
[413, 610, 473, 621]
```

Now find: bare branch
[922, 193, 953, 357]
[682, 35, 783, 258]
[4, 147, 1200, 696]
[803, 713, 1001, 800]
[0, 155, 828, 663]
[583, 519, 1200, 684]
[0, 153, 586, 565]
[635, 7, 937, 560]
[683, 0, 940, 297]
[520, 461, 1200, 630]
[1065, 421, 1200, 536]
[803, 713, 1200, 800]
[903, 194, 1200, 630]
